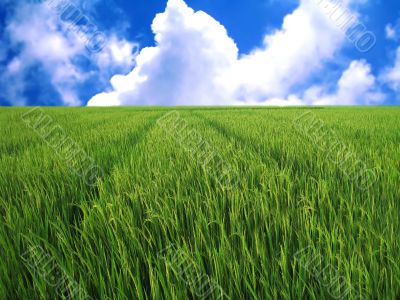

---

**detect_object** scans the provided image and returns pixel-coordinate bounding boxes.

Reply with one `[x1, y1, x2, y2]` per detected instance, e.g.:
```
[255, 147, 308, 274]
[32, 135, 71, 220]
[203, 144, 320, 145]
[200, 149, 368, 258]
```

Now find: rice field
[0, 106, 399, 299]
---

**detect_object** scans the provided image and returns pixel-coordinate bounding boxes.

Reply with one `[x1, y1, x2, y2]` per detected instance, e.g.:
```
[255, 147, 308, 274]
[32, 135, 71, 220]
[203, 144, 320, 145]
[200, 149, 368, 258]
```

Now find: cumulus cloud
[385, 24, 397, 40]
[0, 0, 138, 105]
[305, 60, 385, 105]
[381, 47, 400, 92]
[219, 0, 347, 102]
[95, 35, 139, 71]
[0, 58, 27, 106]
[1, 0, 382, 106]
[90, 0, 380, 106]
[385, 17, 400, 42]
[5, 2, 87, 105]
[247, 61, 384, 106]
[90, 0, 238, 106]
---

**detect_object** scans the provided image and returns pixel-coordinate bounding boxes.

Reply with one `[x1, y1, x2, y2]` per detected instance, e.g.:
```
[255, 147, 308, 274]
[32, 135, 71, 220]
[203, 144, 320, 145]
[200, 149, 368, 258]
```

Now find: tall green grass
[0, 107, 399, 299]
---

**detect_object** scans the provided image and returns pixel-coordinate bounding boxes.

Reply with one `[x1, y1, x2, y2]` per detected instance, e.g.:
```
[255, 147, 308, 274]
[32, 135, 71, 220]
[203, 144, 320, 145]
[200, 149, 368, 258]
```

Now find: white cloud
[250, 60, 385, 106]
[220, 0, 348, 102]
[90, 0, 238, 106]
[253, 95, 305, 106]
[1, 0, 381, 106]
[4, 2, 86, 105]
[90, 0, 376, 107]
[385, 24, 397, 40]
[86, 91, 121, 106]
[7, 58, 23, 74]
[94, 35, 139, 72]
[305, 60, 385, 105]
[0, 63, 27, 106]
[381, 47, 400, 92]
[0, 0, 138, 105]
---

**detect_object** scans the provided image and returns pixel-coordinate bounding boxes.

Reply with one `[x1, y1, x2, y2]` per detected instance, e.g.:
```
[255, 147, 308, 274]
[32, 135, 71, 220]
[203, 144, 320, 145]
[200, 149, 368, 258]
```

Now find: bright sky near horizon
[0, 0, 400, 106]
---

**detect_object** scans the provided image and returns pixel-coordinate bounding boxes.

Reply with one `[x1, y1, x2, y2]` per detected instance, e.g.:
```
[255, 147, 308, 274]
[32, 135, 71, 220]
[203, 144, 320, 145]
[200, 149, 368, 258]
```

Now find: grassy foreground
[0, 106, 399, 299]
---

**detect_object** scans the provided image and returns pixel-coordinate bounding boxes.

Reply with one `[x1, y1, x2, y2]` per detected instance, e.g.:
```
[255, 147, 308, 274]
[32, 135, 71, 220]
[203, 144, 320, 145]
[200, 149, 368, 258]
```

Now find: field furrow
[0, 107, 399, 299]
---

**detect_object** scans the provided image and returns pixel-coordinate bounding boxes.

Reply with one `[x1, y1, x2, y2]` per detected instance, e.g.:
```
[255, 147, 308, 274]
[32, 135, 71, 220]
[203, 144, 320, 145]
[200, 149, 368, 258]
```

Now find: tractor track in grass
[70, 112, 165, 229]
[190, 111, 340, 195]
[96, 112, 164, 175]
[190, 110, 281, 171]
[75, 112, 164, 199]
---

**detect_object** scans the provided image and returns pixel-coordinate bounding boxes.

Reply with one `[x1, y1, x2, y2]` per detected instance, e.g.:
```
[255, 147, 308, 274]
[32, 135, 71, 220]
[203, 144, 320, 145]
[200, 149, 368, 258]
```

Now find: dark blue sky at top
[89, 0, 400, 104]
[0, 0, 400, 105]
[97, 0, 298, 54]
[94, 0, 399, 64]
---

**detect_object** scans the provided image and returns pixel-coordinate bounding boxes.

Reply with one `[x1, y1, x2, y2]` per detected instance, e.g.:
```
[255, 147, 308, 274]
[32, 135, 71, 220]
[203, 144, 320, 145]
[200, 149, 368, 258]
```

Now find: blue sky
[0, 0, 400, 106]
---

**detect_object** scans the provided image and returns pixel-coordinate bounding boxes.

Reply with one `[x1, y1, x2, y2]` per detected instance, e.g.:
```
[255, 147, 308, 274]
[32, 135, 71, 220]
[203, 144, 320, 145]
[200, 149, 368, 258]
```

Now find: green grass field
[0, 107, 399, 299]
